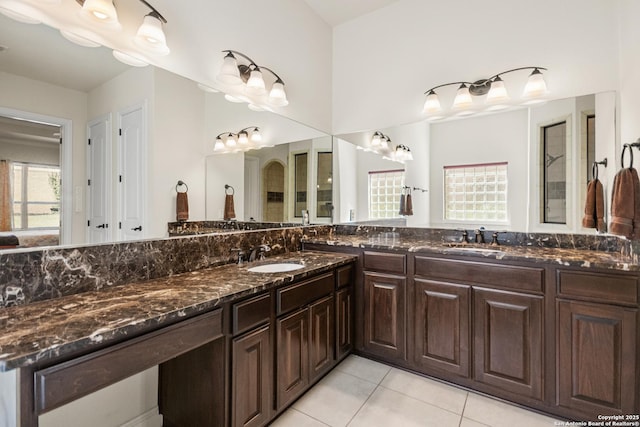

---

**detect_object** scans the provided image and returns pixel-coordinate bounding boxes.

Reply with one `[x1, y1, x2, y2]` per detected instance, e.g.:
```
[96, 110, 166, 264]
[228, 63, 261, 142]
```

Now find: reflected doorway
[263, 160, 285, 222]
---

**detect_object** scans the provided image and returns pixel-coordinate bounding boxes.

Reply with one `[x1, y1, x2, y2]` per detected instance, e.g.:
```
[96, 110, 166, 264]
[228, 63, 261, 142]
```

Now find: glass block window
[369, 169, 405, 219]
[444, 162, 508, 222]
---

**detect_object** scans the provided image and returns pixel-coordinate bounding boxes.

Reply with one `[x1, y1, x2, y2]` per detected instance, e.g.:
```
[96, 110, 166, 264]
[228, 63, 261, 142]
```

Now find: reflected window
[586, 114, 595, 181]
[12, 163, 60, 230]
[368, 169, 405, 219]
[316, 152, 333, 218]
[542, 121, 567, 224]
[294, 153, 308, 217]
[444, 163, 508, 222]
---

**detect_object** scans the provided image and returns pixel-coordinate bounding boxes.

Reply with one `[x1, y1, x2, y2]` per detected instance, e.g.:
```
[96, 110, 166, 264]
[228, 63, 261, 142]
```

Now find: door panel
[363, 272, 405, 360]
[86, 116, 110, 244]
[118, 105, 145, 241]
[309, 295, 334, 381]
[276, 308, 309, 410]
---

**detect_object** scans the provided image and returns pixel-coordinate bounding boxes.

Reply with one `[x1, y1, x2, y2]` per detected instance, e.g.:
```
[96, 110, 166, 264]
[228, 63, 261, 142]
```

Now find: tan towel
[582, 179, 606, 231]
[399, 193, 406, 216]
[176, 192, 189, 222]
[224, 194, 236, 220]
[610, 168, 640, 238]
[405, 193, 413, 216]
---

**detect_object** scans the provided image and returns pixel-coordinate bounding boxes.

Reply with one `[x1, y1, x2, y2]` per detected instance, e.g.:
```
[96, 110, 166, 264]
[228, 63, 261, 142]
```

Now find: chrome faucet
[474, 227, 485, 244]
[249, 244, 271, 262]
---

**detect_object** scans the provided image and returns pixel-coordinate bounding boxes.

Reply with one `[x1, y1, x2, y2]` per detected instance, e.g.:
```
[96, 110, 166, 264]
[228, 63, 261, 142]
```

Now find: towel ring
[225, 184, 235, 195]
[176, 180, 188, 193]
[621, 144, 634, 169]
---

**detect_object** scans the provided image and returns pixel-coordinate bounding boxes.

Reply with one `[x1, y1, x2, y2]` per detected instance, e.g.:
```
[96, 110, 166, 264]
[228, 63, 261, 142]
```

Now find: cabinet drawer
[415, 256, 544, 293]
[277, 272, 334, 315]
[232, 293, 272, 336]
[337, 265, 353, 289]
[35, 309, 222, 414]
[557, 270, 638, 306]
[364, 251, 406, 275]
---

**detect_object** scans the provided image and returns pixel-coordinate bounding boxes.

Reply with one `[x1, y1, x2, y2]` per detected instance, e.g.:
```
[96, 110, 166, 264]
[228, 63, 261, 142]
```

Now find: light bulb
[217, 52, 242, 85]
[452, 84, 473, 110]
[80, 0, 120, 28]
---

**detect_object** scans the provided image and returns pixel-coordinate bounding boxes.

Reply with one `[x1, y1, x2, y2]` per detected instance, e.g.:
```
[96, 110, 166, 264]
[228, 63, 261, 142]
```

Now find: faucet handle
[231, 248, 247, 264]
[490, 231, 507, 246]
[455, 228, 469, 243]
[474, 227, 486, 244]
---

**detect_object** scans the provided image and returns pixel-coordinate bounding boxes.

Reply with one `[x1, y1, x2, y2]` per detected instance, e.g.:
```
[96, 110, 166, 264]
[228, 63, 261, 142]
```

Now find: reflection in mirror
[335, 91, 616, 234]
[203, 91, 332, 224]
[316, 152, 333, 219]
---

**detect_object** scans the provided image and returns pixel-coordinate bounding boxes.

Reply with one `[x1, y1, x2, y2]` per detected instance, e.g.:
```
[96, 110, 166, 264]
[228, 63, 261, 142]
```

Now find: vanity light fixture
[214, 127, 264, 154]
[394, 145, 413, 163]
[422, 66, 548, 118]
[368, 132, 413, 163]
[0, 1, 43, 24]
[72, 0, 169, 59]
[216, 50, 289, 109]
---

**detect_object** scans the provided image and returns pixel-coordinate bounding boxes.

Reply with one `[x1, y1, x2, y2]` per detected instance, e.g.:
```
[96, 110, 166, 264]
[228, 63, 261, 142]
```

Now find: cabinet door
[363, 272, 405, 360]
[276, 308, 309, 410]
[336, 287, 353, 361]
[309, 295, 335, 381]
[232, 326, 271, 427]
[473, 288, 543, 400]
[557, 300, 637, 416]
[414, 279, 470, 378]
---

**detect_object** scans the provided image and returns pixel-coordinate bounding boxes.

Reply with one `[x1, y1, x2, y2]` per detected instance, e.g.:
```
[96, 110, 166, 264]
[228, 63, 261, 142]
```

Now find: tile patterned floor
[270, 355, 560, 427]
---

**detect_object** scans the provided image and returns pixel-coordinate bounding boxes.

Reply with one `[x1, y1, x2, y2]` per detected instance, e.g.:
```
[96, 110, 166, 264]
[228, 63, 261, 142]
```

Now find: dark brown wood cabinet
[413, 278, 470, 378]
[309, 295, 335, 381]
[473, 287, 544, 400]
[363, 271, 406, 360]
[231, 326, 272, 427]
[276, 307, 310, 410]
[557, 299, 638, 417]
[336, 286, 353, 360]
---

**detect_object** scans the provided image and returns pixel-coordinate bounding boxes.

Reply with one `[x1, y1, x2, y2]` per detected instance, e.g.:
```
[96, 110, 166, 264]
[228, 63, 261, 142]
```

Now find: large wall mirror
[334, 91, 617, 234]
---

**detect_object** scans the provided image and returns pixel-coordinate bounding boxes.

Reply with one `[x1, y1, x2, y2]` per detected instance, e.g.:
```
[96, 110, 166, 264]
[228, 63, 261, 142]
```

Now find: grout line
[289, 408, 332, 426]
[458, 393, 469, 427]
[345, 384, 379, 427]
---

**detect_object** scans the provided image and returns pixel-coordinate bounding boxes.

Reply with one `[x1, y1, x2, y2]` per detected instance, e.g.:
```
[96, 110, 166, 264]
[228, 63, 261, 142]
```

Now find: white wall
[430, 109, 529, 230]
[334, 138, 357, 223]
[618, 0, 640, 165]
[0, 369, 17, 427]
[332, 0, 619, 134]
[0, 141, 59, 166]
[205, 153, 245, 220]
[395, 121, 430, 226]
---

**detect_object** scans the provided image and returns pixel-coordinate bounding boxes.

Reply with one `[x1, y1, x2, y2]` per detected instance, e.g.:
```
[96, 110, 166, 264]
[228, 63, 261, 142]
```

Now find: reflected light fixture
[369, 132, 413, 163]
[422, 66, 548, 118]
[0, 1, 43, 24]
[394, 145, 413, 163]
[60, 29, 101, 47]
[214, 127, 264, 154]
[112, 50, 148, 67]
[216, 50, 289, 109]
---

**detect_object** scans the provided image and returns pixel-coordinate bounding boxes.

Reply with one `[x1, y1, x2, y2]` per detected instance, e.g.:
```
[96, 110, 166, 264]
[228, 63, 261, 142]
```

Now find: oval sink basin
[247, 263, 304, 273]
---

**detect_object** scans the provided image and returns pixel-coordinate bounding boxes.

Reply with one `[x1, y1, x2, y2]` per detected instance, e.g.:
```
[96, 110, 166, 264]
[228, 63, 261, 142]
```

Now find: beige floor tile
[460, 417, 490, 427]
[292, 369, 377, 427]
[464, 393, 561, 427]
[380, 367, 468, 414]
[271, 408, 330, 427]
[334, 354, 391, 385]
[348, 386, 461, 427]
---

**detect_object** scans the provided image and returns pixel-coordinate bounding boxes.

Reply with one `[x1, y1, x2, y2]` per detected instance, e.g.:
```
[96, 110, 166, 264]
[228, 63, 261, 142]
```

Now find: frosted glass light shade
[217, 53, 242, 85]
[251, 129, 262, 144]
[60, 29, 101, 47]
[112, 50, 148, 67]
[0, 2, 42, 24]
[485, 77, 510, 105]
[81, 0, 119, 26]
[371, 133, 382, 147]
[268, 81, 288, 106]
[238, 132, 249, 145]
[246, 69, 266, 95]
[452, 84, 473, 110]
[134, 14, 169, 55]
[225, 134, 237, 147]
[523, 69, 548, 99]
[214, 137, 225, 152]
[423, 90, 441, 114]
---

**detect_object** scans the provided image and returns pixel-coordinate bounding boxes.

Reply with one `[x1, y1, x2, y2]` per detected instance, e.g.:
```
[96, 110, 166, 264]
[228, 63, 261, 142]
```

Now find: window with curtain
[12, 162, 61, 230]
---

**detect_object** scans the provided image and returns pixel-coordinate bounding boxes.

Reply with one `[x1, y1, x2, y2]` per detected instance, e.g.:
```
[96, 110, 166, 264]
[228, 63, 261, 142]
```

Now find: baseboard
[119, 407, 163, 427]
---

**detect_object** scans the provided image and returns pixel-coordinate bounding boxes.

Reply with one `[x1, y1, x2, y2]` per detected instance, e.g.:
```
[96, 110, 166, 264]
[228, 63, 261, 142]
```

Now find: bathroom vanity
[303, 231, 640, 422]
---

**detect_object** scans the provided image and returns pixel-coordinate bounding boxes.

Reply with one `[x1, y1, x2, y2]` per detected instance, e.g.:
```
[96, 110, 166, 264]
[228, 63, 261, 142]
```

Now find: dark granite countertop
[303, 235, 639, 272]
[0, 251, 356, 372]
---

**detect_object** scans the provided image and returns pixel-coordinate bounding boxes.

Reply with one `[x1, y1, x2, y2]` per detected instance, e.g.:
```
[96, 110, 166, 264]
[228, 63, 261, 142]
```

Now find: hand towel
[399, 193, 406, 216]
[610, 168, 640, 239]
[224, 194, 236, 220]
[583, 179, 607, 232]
[176, 192, 189, 222]
[405, 193, 413, 216]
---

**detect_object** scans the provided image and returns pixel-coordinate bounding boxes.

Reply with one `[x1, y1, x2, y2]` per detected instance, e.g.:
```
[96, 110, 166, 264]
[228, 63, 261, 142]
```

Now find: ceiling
[302, 0, 401, 26]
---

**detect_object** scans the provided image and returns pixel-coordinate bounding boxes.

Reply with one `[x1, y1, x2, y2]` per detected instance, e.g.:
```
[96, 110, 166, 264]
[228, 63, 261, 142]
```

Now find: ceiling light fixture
[422, 66, 548, 119]
[368, 132, 413, 163]
[214, 127, 264, 154]
[216, 50, 289, 110]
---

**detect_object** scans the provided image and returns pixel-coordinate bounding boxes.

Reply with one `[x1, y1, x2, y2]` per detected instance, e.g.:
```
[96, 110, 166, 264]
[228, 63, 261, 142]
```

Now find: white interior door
[86, 115, 111, 244]
[117, 104, 146, 241]
[244, 156, 260, 221]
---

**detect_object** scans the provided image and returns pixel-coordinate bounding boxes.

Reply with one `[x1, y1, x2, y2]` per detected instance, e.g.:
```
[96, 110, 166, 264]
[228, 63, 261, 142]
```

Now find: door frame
[0, 107, 73, 244]
[86, 113, 112, 243]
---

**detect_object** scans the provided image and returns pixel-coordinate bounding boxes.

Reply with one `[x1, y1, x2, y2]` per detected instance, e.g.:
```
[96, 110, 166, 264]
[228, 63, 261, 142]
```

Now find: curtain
[0, 160, 12, 231]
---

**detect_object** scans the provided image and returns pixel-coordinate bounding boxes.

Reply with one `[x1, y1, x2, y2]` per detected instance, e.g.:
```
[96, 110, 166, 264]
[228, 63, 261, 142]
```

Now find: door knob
[131, 226, 142, 231]
[96, 224, 106, 229]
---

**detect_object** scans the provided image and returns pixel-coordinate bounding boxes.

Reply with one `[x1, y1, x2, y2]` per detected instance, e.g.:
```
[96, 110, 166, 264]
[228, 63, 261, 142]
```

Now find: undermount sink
[247, 262, 305, 273]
